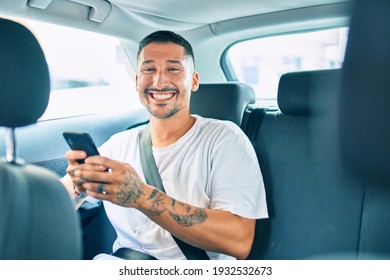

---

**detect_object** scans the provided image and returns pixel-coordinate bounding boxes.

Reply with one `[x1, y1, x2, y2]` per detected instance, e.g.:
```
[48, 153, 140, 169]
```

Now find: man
[62, 30, 268, 260]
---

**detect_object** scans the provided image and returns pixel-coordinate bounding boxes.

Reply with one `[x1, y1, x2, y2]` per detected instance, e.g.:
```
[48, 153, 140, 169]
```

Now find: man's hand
[68, 154, 147, 208]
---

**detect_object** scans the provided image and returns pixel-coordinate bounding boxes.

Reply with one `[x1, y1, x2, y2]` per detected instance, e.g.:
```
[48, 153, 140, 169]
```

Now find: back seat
[246, 69, 390, 259]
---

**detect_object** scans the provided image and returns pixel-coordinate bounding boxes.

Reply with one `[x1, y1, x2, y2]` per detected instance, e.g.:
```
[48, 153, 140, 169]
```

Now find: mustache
[144, 87, 179, 94]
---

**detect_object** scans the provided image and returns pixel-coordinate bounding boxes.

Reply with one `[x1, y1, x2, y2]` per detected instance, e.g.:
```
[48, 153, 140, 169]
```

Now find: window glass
[224, 28, 348, 106]
[10, 18, 141, 120]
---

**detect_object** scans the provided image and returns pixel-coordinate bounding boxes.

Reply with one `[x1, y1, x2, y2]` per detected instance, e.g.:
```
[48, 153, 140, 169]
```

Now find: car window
[223, 27, 349, 106]
[6, 17, 141, 121]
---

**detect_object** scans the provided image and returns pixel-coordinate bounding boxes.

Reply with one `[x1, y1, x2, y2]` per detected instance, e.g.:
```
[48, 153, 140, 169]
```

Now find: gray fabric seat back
[0, 18, 82, 260]
[338, 0, 390, 257]
[248, 66, 390, 259]
[190, 82, 256, 126]
[249, 69, 368, 259]
[339, 0, 390, 184]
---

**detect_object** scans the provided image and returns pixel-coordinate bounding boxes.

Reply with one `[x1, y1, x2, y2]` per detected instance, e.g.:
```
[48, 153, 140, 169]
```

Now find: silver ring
[97, 183, 107, 195]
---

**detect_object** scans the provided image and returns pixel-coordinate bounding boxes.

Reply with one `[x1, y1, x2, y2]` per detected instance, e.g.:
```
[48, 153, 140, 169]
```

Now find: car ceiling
[0, 0, 353, 81]
[1, 0, 352, 38]
[112, 0, 348, 25]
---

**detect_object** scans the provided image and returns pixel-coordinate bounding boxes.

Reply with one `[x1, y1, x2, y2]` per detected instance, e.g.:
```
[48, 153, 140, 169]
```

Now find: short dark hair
[137, 30, 195, 67]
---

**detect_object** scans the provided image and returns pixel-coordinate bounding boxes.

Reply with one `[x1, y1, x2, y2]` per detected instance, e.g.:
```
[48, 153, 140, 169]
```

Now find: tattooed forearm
[169, 207, 208, 227]
[146, 189, 208, 226]
[147, 189, 166, 215]
[142, 186, 208, 226]
[116, 169, 145, 206]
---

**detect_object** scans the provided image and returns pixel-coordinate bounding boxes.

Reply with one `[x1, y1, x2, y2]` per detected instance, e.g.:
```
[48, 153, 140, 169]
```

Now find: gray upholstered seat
[337, 0, 390, 257]
[0, 18, 82, 259]
[339, 0, 390, 184]
[190, 82, 256, 126]
[248, 65, 390, 259]
[247, 69, 364, 259]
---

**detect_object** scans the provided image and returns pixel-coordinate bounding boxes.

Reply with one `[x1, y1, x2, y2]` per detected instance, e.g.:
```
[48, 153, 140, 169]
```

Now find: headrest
[278, 69, 341, 116]
[190, 82, 256, 126]
[0, 18, 50, 128]
[339, 0, 390, 183]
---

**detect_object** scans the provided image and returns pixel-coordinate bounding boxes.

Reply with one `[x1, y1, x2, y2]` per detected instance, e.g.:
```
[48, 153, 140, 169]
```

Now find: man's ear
[135, 74, 139, 91]
[191, 72, 199, 92]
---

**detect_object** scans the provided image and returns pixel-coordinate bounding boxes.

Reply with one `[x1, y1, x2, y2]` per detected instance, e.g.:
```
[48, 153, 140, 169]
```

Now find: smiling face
[136, 42, 199, 120]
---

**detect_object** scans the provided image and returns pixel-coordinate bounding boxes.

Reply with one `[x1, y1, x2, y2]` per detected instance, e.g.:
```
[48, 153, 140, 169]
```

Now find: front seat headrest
[0, 18, 50, 128]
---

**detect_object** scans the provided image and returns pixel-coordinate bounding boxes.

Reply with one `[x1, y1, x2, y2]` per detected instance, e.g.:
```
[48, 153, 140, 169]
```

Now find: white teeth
[152, 93, 174, 100]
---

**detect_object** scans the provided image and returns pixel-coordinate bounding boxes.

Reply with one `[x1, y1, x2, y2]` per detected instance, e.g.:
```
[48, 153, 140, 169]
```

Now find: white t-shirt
[95, 115, 268, 260]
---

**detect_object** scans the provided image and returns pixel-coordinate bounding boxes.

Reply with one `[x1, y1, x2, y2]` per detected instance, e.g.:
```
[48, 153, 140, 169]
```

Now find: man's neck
[149, 111, 196, 148]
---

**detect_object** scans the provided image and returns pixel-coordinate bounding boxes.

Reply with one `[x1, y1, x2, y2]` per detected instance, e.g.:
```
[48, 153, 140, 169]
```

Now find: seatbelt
[138, 125, 210, 260]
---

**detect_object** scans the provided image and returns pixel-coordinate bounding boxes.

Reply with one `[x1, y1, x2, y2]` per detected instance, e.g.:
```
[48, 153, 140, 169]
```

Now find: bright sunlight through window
[9, 17, 141, 121]
[225, 28, 349, 106]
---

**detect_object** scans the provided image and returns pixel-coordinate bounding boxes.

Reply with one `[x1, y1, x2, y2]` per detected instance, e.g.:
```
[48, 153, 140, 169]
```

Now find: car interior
[0, 0, 389, 260]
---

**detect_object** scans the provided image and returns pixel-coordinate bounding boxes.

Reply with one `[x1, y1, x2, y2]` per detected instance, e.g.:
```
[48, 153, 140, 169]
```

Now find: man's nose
[152, 71, 169, 88]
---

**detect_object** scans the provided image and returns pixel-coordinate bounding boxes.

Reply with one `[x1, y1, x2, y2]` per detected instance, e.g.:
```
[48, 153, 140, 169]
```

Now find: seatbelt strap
[138, 125, 210, 260]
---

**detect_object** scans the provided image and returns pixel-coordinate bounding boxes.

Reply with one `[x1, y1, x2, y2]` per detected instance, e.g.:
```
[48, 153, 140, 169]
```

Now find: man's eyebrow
[140, 59, 185, 68]
[166, 60, 183, 65]
[141, 60, 154, 65]
[141, 59, 183, 64]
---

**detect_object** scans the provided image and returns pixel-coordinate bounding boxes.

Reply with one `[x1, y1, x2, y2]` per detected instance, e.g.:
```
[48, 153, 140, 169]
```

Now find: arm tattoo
[171, 198, 176, 209]
[169, 207, 208, 227]
[146, 190, 208, 226]
[147, 189, 166, 215]
[116, 169, 145, 206]
[147, 189, 159, 200]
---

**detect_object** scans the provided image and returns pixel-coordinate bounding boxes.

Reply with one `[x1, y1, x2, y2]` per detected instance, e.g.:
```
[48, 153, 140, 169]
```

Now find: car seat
[0, 18, 82, 259]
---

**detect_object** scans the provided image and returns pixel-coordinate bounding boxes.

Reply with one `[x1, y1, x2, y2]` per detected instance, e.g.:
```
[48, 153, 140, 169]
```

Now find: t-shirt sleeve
[209, 124, 268, 219]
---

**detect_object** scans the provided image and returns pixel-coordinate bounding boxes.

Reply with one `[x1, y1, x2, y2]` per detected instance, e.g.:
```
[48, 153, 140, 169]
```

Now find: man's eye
[143, 68, 155, 72]
[168, 67, 180, 72]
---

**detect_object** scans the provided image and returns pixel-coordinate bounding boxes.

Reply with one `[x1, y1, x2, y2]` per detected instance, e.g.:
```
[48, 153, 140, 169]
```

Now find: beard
[147, 103, 181, 119]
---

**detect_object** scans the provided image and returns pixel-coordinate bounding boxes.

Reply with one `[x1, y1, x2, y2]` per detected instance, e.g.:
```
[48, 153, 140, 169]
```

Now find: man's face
[136, 42, 199, 119]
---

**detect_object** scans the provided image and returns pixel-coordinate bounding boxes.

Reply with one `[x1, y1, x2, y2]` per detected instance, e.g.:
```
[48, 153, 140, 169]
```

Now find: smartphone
[63, 131, 100, 164]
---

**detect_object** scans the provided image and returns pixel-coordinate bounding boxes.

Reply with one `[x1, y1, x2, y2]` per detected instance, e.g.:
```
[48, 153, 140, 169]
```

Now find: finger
[74, 168, 111, 184]
[67, 167, 79, 177]
[85, 189, 111, 201]
[83, 182, 113, 199]
[65, 150, 87, 162]
[73, 181, 86, 194]
[67, 163, 100, 178]
[96, 183, 107, 194]
[74, 182, 88, 196]
[84, 155, 125, 170]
